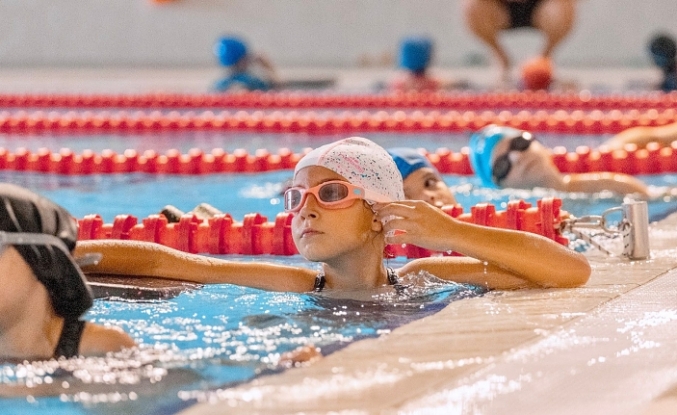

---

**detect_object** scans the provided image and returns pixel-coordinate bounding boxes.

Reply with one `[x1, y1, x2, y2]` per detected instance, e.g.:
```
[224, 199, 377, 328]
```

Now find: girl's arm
[375, 201, 591, 289]
[74, 240, 317, 293]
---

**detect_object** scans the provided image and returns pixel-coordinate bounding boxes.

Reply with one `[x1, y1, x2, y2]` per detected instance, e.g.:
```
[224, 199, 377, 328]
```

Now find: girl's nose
[297, 193, 320, 218]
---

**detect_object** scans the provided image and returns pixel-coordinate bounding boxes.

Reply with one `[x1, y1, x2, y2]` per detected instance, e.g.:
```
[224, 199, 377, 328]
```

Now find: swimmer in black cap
[0, 183, 134, 361]
[648, 33, 677, 92]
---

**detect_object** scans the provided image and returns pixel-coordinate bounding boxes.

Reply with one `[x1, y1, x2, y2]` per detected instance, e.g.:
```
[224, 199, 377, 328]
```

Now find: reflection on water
[1, 270, 483, 414]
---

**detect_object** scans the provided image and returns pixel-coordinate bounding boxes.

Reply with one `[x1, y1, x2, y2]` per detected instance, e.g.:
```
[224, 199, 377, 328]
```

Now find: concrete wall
[1, 0, 675, 68]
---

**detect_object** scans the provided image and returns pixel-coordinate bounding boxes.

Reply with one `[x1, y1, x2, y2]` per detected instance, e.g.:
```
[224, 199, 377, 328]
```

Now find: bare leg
[463, 0, 512, 81]
[532, 0, 577, 59]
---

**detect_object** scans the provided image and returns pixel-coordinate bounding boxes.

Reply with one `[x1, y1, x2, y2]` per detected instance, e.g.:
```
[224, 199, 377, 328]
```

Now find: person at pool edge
[469, 124, 651, 197]
[0, 183, 134, 361]
[389, 36, 467, 93]
[75, 137, 590, 293]
[213, 35, 277, 92]
[462, 0, 576, 85]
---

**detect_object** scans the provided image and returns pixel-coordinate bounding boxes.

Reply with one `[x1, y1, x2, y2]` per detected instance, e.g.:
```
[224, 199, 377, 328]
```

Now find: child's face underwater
[290, 166, 383, 262]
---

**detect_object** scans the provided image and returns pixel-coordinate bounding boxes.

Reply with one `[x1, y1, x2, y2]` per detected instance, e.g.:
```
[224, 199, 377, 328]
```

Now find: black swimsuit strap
[314, 267, 400, 293]
[313, 273, 326, 292]
[53, 319, 85, 359]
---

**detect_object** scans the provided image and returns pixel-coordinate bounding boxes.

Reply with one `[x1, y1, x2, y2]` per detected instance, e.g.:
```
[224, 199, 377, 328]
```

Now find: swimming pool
[3, 125, 677, 414]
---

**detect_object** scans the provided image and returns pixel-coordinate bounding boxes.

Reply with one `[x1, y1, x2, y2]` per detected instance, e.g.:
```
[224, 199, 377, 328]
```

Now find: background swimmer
[0, 183, 134, 361]
[648, 33, 677, 92]
[388, 147, 457, 207]
[213, 35, 277, 92]
[389, 36, 467, 92]
[76, 137, 590, 294]
[469, 124, 650, 197]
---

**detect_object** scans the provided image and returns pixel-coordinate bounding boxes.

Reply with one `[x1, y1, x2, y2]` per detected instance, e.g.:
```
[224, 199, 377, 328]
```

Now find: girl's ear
[371, 212, 383, 232]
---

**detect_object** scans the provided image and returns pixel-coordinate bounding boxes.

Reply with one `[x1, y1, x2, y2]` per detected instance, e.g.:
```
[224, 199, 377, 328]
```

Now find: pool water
[3, 169, 676, 223]
[2, 264, 483, 415]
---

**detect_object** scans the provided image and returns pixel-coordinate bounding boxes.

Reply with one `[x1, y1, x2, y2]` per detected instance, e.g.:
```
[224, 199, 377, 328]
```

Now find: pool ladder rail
[78, 197, 569, 258]
[561, 200, 650, 260]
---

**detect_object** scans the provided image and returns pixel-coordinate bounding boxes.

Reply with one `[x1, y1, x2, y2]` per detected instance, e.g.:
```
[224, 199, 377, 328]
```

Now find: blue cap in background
[468, 124, 523, 188]
[399, 36, 433, 73]
[214, 36, 248, 66]
[388, 147, 433, 180]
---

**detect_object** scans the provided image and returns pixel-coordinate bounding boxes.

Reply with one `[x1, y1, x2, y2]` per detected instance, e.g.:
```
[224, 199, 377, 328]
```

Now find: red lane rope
[78, 198, 569, 257]
[2, 142, 675, 175]
[0, 108, 676, 135]
[2, 91, 677, 110]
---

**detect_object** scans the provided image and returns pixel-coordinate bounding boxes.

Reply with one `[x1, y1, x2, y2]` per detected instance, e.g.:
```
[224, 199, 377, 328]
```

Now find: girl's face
[492, 138, 563, 189]
[290, 166, 382, 262]
[402, 168, 456, 207]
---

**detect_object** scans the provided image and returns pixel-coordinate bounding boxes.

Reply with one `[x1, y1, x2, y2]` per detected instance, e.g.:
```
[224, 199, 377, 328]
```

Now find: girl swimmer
[76, 137, 590, 293]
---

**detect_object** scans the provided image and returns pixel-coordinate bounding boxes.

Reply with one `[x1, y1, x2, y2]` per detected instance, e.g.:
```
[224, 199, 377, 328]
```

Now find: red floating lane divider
[0, 109, 676, 136]
[3, 142, 677, 176]
[2, 91, 677, 111]
[77, 197, 569, 258]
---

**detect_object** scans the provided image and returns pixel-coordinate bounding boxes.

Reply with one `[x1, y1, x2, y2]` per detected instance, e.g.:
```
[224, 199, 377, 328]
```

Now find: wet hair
[0, 183, 92, 318]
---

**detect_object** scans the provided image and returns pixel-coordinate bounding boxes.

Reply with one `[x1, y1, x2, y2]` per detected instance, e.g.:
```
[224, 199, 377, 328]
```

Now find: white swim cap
[294, 137, 404, 202]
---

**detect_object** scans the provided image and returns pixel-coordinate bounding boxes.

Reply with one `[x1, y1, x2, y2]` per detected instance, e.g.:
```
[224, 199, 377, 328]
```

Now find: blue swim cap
[468, 124, 524, 188]
[214, 36, 248, 67]
[388, 147, 433, 180]
[399, 36, 433, 73]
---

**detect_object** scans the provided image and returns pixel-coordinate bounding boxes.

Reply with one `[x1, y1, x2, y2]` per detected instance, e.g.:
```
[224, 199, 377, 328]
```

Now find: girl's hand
[373, 200, 458, 252]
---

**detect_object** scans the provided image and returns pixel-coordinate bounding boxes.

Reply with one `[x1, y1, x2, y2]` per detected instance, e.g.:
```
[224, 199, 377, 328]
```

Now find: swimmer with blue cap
[388, 147, 457, 207]
[0, 183, 134, 361]
[390, 36, 443, 92]
[469, 124, 650, 197]
[213, 35, 277, 92]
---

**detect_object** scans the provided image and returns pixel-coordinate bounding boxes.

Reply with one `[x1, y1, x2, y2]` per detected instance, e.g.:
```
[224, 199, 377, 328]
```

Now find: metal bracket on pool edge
[561, 201, 650, 260]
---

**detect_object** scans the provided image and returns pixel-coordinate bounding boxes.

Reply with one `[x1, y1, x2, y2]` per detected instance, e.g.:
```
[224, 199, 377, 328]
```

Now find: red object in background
[521, 57, 553, 91]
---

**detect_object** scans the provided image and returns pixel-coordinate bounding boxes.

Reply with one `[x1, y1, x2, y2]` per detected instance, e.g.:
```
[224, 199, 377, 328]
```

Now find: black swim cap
[649, 33, 677, 69]
[0, 183, 93, 318]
